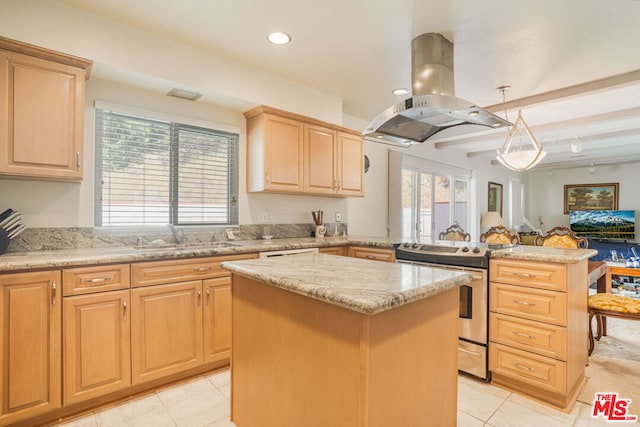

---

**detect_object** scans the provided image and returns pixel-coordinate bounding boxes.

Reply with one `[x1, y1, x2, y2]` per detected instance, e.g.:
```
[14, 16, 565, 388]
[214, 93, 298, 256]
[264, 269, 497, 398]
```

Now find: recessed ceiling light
[267, 32, 291, 45]
[392, 88, 409, 96]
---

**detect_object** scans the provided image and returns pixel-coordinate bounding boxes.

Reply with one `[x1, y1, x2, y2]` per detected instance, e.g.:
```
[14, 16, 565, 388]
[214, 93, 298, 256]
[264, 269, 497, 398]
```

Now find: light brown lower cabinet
[318, 246, 346, 256]
[203, 277, 232, 364]
[131, 281, 204, 385]
[347, 246, 396, 262]
[0, 270, 61, 426]
[63, 290, 131, 405]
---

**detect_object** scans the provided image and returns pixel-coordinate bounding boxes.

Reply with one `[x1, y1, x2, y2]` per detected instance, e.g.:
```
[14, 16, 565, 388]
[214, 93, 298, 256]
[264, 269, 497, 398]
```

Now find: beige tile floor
[52, 369, 629, 427]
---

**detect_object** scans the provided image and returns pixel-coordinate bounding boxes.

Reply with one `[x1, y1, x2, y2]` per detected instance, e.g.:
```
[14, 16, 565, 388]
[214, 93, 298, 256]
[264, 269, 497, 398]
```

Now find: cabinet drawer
[490, 259, 566, 291]
[490, 313, 566, 360]
[490, 282, 566, 326]
[319, 246, 346, 256]
[63, 264, 130, 296]
[490, 343, 566, 394]
[131, 254, 257, 287]
[347, 246, 395, 263]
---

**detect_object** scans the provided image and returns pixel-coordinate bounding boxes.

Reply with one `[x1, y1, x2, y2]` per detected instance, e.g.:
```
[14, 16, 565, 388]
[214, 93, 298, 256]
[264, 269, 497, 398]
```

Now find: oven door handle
[458, 347, 482, 356]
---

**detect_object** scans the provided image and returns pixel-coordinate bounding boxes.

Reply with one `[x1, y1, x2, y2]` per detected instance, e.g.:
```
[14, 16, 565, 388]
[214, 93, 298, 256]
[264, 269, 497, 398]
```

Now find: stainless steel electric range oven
[394, 241, 516, 381]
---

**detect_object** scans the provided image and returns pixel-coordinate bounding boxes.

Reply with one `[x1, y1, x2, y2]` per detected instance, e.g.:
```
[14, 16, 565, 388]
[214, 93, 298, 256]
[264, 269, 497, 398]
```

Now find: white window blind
[95, 109, 239, 227]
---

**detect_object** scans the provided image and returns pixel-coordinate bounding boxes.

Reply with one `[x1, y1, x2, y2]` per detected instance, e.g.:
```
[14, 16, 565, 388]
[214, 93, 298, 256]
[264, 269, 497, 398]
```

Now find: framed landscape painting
[563, 183, 619, 214]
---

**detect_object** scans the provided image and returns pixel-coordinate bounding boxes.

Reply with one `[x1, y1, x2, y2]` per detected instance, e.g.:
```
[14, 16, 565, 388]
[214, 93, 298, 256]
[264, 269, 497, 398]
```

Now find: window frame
[94, 105, 239, 228]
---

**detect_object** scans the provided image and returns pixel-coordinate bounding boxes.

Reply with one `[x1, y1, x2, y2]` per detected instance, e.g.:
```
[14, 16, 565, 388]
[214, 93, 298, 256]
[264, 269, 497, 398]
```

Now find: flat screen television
[569, 210, 635, 240]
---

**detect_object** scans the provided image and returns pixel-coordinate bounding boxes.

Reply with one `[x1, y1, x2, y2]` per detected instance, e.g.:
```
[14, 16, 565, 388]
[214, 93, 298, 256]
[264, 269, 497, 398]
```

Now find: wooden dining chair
[479, 226, 521, 245]
[534, 226, 588, 249]
[438, 222, 471, 241]
[588, 293, 640, 355]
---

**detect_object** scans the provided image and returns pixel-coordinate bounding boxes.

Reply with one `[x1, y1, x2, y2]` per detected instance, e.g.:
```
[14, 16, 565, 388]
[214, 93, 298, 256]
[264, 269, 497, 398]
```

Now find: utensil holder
[0, 229, 10, 255]
[315, 225, 326, 241]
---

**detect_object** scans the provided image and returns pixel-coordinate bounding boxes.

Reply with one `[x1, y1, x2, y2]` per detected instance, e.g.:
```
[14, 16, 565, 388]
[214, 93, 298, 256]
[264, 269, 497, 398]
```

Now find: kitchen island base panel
[231, 274, 459, 427]
[491, 372, 586, 414]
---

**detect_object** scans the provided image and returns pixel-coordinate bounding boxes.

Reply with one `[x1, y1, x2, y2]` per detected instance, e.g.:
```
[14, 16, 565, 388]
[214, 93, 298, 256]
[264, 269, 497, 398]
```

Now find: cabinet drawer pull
[513, 300, 536, 306]
[366, 255, 376, 259]
[206, 288, 211, 303]
[194, 267, 212, 272]
[52, 281, 57, 305]
[512, 331, 535, 339]
[515, 363, 536, 372]
[513, 272, 536, 278]
[123, 300, 127, 320]
[81, 277, 111, 283]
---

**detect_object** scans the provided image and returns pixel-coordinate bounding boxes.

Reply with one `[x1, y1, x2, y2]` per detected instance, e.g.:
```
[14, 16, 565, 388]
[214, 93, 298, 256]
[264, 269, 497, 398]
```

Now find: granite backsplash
[5, 223, 348, 253]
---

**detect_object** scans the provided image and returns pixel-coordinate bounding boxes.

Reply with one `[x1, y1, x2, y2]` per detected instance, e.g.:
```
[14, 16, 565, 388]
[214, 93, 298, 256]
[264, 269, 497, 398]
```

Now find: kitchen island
[221, 253, 471, 427]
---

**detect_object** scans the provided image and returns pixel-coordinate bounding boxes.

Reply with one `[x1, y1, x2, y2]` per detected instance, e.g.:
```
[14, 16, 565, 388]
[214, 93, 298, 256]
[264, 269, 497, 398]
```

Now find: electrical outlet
[258, 211, 272, 222]
[335, 212, 342, 222]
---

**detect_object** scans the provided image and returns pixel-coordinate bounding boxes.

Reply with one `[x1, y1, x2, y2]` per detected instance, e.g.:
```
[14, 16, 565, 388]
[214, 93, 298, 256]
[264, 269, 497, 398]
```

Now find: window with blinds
[95, 109, 239, 227]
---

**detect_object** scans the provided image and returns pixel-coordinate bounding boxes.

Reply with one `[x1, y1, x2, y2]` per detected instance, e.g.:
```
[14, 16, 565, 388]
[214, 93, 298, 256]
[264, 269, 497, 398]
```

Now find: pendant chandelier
[495, 86, 546, 171]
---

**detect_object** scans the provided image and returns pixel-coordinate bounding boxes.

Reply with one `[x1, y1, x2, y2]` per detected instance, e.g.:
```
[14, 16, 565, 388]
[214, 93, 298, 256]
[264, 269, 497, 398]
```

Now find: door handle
[206, 288, 211, 303]
[123, 299, 127, 320]
[52, 280, 57, 305]
[197, 289, 202, 305]
[458, 347, 481, 357]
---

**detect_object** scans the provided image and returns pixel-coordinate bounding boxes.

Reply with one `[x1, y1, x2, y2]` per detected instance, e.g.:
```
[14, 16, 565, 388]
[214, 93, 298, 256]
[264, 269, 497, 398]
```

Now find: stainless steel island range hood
[362, 33, 511, 146]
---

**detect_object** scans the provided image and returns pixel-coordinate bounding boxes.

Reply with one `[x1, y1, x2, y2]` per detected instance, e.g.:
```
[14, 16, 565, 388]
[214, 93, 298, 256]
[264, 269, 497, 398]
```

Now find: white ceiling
[59, 0, 640, 169]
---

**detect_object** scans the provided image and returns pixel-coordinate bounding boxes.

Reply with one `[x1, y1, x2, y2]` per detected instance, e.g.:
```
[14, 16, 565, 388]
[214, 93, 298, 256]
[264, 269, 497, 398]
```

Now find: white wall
[0, 78, 349, 228]
[524, 163, 640, 234]
[0, 0, 342, 125]
[0, 1, 523, 236]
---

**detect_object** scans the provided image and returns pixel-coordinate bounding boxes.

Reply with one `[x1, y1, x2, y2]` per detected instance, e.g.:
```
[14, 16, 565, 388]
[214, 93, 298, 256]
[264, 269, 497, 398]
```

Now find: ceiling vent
[167, 88, 202, 101]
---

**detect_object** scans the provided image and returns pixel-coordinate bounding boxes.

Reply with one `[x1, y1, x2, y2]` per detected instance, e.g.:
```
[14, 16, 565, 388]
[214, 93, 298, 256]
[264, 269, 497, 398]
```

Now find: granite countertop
[491, 245, 598, 263]
[221, 253, 471, 315]
[0, 236, 399, 272]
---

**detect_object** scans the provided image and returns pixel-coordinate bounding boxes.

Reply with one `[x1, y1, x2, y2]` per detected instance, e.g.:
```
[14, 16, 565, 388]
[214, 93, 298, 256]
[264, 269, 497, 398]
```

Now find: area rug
[578, 317, 640, 419]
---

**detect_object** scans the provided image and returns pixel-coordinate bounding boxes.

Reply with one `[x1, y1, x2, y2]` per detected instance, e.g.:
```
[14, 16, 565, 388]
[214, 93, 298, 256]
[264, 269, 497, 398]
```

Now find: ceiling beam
[465, 127, 640, 158]
[433, 106, 640, 149]
[483, 69, 640, 113]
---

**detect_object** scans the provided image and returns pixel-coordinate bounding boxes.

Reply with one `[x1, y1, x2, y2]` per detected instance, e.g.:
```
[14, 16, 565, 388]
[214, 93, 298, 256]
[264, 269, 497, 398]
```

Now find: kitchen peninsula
[221, 253, 472, 427]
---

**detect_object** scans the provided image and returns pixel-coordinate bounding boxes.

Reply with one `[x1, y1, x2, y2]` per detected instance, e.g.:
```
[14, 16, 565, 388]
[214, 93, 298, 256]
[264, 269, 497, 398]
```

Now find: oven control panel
[397, 242, 489, 257]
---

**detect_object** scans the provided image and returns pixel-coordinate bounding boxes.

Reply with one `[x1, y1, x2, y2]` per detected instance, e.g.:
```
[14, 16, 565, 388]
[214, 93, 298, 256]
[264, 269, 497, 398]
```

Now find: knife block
[0, 229, 9, 255]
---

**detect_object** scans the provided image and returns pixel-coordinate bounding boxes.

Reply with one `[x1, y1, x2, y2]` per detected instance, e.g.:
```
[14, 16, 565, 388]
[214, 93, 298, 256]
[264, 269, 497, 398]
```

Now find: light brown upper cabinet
[0, 37, 92, 180]
[304, 124, 337, 194]
[246, 112, 304, 193]
[336, 131, 364, 196]
[303, 125, 365, 196]
[245, 106, 364, 197]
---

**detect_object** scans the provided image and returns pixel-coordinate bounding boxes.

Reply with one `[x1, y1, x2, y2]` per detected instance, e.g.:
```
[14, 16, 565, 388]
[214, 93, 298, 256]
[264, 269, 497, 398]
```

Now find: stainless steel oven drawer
[458, 340, 487, 380]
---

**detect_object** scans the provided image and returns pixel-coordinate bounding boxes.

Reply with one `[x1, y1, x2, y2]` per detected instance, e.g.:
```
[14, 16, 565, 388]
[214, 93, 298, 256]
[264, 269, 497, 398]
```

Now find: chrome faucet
[167, 224, 185, 244]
